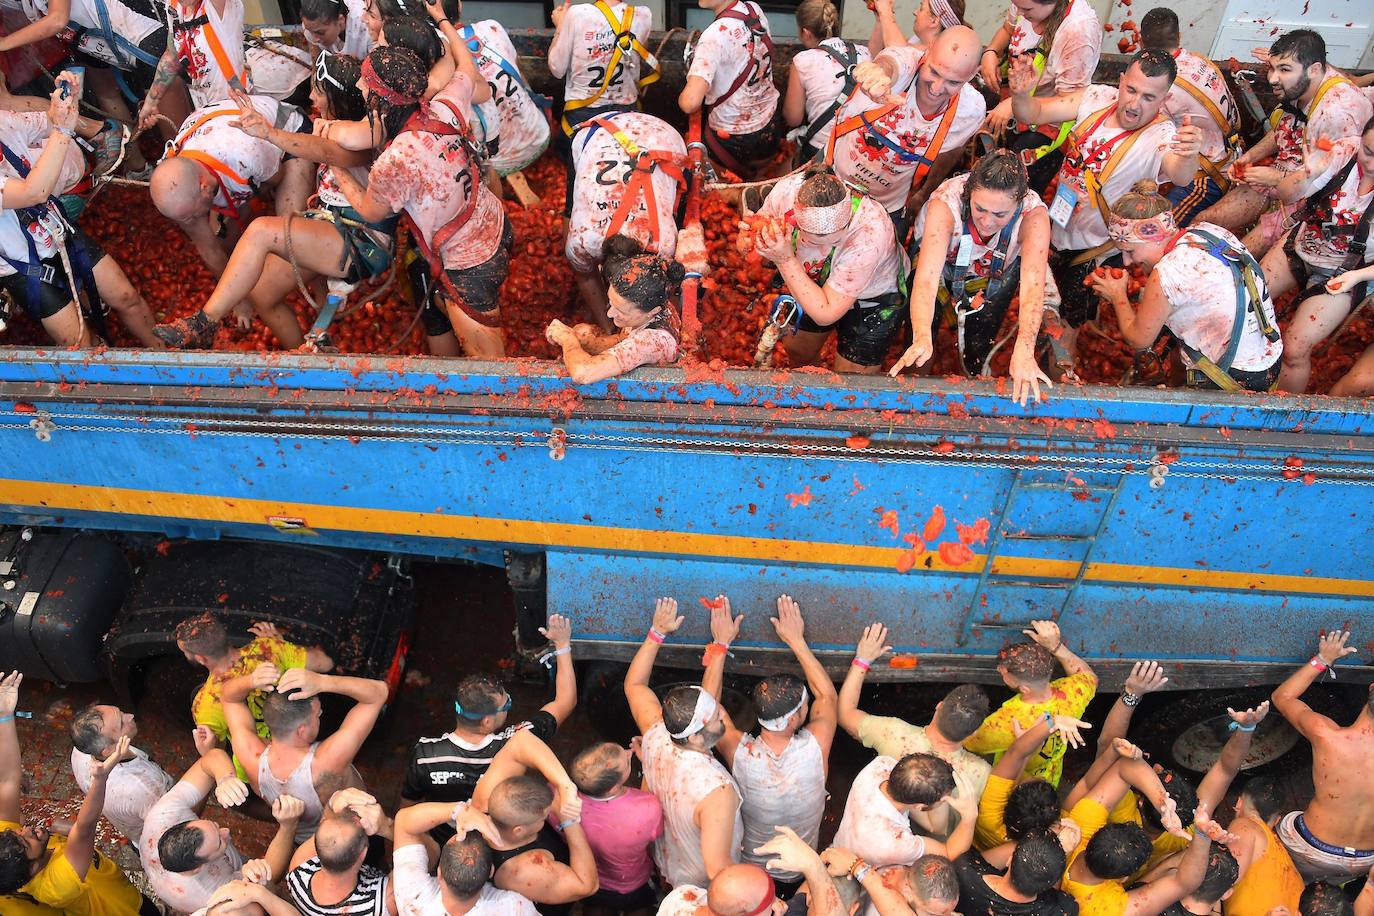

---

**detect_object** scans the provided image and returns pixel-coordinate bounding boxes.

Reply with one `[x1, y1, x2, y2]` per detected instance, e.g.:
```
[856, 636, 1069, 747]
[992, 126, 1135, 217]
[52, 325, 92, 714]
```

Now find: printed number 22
[588, 60, 625, 88]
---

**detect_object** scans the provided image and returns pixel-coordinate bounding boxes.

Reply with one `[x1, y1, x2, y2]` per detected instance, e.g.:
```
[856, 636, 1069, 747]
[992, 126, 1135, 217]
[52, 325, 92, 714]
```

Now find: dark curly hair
[0, 831, 33, 894]
[316, 52, 366, 122]
[603, 235, 686, 314]
[363, 45, 426, 146]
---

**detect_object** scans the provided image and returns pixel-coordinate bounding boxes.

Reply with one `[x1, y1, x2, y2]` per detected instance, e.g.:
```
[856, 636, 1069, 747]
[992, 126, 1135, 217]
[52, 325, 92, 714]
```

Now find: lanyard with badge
[1050, 106, 1131, 227]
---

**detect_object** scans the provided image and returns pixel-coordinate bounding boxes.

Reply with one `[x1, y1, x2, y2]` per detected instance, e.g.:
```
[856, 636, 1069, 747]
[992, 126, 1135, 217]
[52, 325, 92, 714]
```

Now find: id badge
[1049, 182, 1077, 227]
[955, 234, 973, 269]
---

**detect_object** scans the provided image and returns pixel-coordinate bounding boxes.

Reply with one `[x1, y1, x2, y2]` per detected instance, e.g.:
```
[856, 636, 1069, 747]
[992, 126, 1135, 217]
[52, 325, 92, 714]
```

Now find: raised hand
[250, 662, 281, 692]
[1158, 795, 1189, 839]
[1228, 701, 1269, 729]
[558, 791, 583, 824]
[241, 858, 273, 884]
[1112, 736, 1144, 760]
[1007, 53, 1038, 97]
[273, 793, 306, 824]
[91, 736, 131, 778]
[0, 670, 22, 718]
[1170, 114, 1203, 156]
[853, 60, 894, 103]
[709, 596, 744, 645]
[1124, 660, 1169, 695]
[276, 668, 323, 700]
[192, 725, 218, 757]
[1050, 715, 1093, 749]
[1193, 801, 1238, 844]
[653, 597, 684, 635]
[540, 614, 572, 649]
[770, 594, 806, 645]
[820, 846, 860, 877]
[855, 623, 891, 665]
[1023, 619, 1063, 651]
[1317, 627, 1357, 665]
[247, 620, 282, 641]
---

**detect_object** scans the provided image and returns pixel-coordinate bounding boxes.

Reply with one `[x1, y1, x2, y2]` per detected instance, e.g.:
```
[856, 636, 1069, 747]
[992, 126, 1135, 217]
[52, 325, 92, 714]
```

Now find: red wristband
[852, 657, 871, 671]
[1309, 656, 1328, 672]
[647, 628, 665, 644]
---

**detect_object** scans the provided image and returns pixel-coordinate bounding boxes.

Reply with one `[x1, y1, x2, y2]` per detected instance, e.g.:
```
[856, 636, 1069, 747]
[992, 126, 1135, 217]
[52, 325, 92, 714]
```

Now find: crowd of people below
[0, 0, 1373, 401]
[1, 598, 1373, 916]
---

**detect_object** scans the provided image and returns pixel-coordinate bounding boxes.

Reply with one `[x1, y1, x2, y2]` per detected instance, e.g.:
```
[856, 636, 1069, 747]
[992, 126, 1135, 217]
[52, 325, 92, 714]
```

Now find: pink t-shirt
[913, 173, 1047, 276]
[1006, 0, 1101, 96]
[547, 1, 653, 109]
[686, 1, 779, 134]
[790, 38, 871, 150]
[1052, 84, 1176, 251]
[368, 75, 506, 271]
[1273, 69, 1372, 172]
[1293, 136, 1374, 271]
[566, 788, 665, 893]
[1163, 50, 1239, 162]
[757, 171, 905, 301]
[566, 111, 685, 273]
[828, 44, 985, 212]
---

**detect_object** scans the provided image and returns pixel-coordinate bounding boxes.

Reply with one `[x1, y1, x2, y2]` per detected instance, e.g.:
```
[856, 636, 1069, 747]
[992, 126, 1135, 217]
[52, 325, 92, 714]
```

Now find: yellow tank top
[1223, 816, 1304, 916]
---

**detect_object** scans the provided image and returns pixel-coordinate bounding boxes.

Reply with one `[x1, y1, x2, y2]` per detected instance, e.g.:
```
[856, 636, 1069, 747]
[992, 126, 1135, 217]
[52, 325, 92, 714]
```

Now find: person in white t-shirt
[548, 235, 683, 383]
[679, 0, 780, 177]
[831, 752, 978, 869]
[549, 0, 655, 135]
[980, 0, 1102, 192]
[564, 111, 685, 323]
[831, 29, 986, 230]
[138, 0, 250, 135]
[69, 704, 175, 847]
[301, 0, 374, 59]
[1088, 179, 1282, 392]
[0, 85, 163, 348]
[750, 166, 908, 373]
[149, 95, 314, 285]
[783, 0, 871, 161]
[333, 46, 511, 358]
[392, 801, 540, 916]
[893, 149, 1056, 404]
[1197, 29, 1371, 257]
[867, 0, 965, 57]
[1260, 119, 1374, 393]
[625, 596, 744, 889]
[1010, 48, 1201, 357]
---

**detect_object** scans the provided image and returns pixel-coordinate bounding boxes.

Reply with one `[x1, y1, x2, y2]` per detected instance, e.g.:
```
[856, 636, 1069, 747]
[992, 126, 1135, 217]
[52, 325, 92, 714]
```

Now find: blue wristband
[1228, 721, 1257, 733]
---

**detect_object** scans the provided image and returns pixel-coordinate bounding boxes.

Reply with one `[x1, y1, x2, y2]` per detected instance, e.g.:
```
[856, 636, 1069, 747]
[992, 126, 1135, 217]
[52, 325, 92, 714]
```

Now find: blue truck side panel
[0, 350, 1370, 687]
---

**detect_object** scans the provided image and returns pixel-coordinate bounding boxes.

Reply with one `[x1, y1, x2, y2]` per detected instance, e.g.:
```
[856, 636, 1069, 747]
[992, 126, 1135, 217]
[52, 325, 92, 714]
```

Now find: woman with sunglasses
[152, 53, 397, 350]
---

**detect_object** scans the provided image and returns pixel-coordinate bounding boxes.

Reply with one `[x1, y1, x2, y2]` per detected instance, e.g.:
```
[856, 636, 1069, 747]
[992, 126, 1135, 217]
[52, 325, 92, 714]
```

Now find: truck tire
[1129, 685, 1359, 777]
[580, 661, 758, 744]
[136, 654, 204, 728]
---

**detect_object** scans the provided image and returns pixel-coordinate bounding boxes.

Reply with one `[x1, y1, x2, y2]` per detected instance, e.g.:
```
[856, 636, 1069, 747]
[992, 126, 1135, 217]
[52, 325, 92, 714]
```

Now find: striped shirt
[287, 858, 389, 916]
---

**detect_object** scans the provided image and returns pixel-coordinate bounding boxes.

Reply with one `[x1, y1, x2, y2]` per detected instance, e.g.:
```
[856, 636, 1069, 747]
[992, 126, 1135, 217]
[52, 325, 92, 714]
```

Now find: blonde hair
[796, 0, 840, 40]
[1110, 179, 1172, 220]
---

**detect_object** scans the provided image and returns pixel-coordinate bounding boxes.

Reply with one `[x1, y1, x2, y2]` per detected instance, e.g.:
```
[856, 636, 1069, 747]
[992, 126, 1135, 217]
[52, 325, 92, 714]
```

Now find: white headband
[757, 686, 808, 732]
[668, 687, 719, 739]
[791, 198, 853, 236]
[928, 0, 962, 29]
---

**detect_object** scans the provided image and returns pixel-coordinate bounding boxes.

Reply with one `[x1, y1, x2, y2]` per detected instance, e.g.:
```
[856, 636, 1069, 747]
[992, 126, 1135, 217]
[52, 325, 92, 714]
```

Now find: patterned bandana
[361, 56, 419, 106]
[928, 0, 962, 29]
[791, 197, 853, 236]
[1108, 210, 1177, 246]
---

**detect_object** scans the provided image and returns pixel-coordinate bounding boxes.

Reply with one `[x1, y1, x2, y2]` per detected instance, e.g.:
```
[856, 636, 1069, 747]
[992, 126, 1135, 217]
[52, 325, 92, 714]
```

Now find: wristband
[558, 817, 581, 830]
[0, 715, 11, 725]
[538, 645, 572, 668]
[982, 48, 998, 57]
[436, 17, 451, 24]
[0, 711, 34, 724]
[1309, 656, 1329, 672]
[702, 642, 731, 666]
[1121, 691, 1141, 707]
[647, 628, 666, 644]
[1228, 721, 1257, 733]
[54, 125, 76, 138]
[852, 863, 872, 883]
[851, 657, 871, 671]
[1042, 711, 1054, 729]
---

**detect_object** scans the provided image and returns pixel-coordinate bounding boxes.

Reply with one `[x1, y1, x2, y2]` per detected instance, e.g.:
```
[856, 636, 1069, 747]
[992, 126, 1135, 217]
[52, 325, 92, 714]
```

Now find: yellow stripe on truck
[3, 478, 1372, 598]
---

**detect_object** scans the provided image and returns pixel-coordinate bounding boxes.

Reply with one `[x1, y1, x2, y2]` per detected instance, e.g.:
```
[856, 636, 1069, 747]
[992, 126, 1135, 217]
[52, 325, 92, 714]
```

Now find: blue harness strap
[0, 141, 107, 338]
[857, 108, 929, 164]
[1177, 227, 1278, 374]
[949, 199, 1022, 307]
[460, 24, 553, 112]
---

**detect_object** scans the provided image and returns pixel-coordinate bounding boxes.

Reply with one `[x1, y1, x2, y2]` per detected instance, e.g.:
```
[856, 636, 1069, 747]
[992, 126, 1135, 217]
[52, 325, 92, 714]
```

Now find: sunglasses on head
[316, 50, 345, 90]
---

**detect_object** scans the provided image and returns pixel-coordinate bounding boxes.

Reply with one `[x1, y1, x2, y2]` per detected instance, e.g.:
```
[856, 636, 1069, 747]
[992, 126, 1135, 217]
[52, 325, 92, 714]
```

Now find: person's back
[954, 837, 1078, 916]
[548, 1, 654, 111]
[1223, 812, 1302, 916]
[733, 730, 825, 879]
[568, 742, 663, 910]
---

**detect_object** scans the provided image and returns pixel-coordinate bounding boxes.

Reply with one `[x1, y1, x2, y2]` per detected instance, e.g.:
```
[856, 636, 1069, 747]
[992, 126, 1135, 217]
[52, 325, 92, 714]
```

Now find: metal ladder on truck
[955, 468, 1129, 647]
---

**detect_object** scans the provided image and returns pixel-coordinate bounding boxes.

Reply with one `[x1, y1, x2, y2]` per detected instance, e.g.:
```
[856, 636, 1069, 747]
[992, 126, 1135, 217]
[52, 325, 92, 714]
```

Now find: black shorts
[71, 27, 166, 99]
[1186, 359, 1280, 392]
[1049, 249, 1123, 328]
[0, 230, 106, 320]
[798, 291, 906, 367]
[1007, 126, 1066, 195]
[415, 218, 513, 334]
[933, 262, 1019, 375]
[712, 113, 782, 167]
[588, 882, 659, 910]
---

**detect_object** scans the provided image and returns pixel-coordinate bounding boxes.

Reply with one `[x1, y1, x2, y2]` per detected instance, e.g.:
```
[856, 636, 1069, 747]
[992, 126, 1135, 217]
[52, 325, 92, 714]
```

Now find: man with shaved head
[829, 26, 988, 232]
[287, 788, 396, 915]
[657, 828, 845, 916]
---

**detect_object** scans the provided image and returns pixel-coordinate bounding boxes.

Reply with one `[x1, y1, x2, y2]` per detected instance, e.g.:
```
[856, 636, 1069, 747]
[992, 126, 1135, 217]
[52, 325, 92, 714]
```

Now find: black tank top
[491, 824, 572, 916]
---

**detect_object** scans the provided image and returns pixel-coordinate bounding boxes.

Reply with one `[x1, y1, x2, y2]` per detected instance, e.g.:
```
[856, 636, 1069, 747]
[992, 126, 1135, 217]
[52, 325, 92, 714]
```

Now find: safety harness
[1003, 1, 1077, 164]
[1163, 227, 1279, 391]
[398, 98, 493, 322]
[560, 0, 660, 136]
[944, 197, 1023, 306]
[166, 106, 273, 229]
[801, 39, 860, 157]
[1284, 155, 1374, 308]
[785, 193, 910, 301]
[1170, 57, 1242, 191]
[1268, 74, 1349, 132]
[825, 89, 960, 191]
[171, 0, 247, 96]
[1061, 103, 1166, 266]
[586, 116, 686, 248]
[460, 24, 553, 117]
[699, 1, 774, 174]
[0, 141, 107, 338]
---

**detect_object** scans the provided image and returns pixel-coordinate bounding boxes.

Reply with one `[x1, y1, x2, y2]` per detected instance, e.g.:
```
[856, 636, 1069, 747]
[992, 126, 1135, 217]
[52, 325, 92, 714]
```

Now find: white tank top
[732, 730, 826, 880]
[259, 742, 324, 844]
[641, 722, 743, 888]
